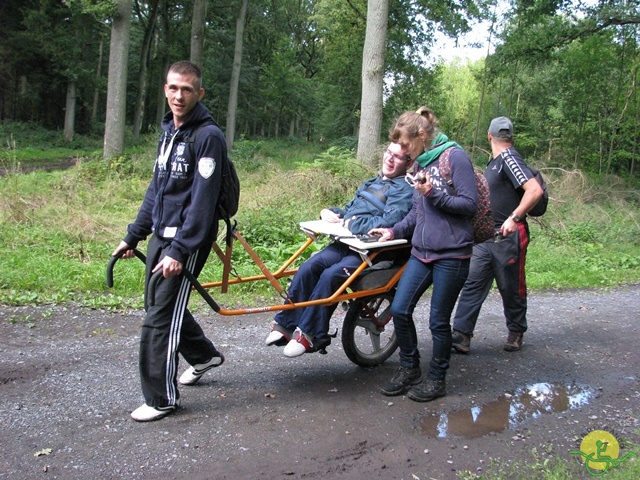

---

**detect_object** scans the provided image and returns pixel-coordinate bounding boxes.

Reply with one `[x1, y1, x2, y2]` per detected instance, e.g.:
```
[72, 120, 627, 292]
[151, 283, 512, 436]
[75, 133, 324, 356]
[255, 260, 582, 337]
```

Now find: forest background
[1, 0, 640, 308]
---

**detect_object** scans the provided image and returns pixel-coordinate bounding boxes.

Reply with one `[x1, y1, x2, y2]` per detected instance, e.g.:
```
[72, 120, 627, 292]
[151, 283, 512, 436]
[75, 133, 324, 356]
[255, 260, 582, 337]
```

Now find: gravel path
[1, 284, 639, 479]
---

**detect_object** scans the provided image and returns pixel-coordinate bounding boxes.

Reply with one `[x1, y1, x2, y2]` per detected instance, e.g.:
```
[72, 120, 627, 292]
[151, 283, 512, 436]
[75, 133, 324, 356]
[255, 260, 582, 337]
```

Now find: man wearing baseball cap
[451, 116, 544, 353]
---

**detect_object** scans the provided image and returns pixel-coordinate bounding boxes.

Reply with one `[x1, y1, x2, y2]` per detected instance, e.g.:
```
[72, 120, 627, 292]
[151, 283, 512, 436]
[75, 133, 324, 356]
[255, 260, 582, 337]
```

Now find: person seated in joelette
[265, 143, 415, 357]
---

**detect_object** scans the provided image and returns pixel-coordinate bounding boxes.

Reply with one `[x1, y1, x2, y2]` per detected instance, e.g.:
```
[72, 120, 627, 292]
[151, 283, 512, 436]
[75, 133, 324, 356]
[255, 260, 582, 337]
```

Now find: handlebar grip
[146, 269, 163, 307]
[106, 249, 146, 288]
[108, 249, 219, 313]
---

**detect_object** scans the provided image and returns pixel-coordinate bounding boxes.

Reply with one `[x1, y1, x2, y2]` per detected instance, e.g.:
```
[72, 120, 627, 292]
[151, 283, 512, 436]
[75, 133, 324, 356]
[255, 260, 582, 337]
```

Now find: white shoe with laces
[179, 353, 225, 386]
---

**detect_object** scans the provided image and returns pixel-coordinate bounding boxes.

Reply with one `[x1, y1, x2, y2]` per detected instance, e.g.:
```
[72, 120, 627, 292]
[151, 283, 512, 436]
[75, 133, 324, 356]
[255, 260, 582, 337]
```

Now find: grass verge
[453, 440, 639, 479]
[1, 137, 640, 310]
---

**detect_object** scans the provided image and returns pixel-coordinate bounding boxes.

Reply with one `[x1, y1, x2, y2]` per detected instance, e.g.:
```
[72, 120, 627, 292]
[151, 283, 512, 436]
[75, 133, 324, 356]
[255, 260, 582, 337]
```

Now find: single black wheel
[341, 292, 397, 367]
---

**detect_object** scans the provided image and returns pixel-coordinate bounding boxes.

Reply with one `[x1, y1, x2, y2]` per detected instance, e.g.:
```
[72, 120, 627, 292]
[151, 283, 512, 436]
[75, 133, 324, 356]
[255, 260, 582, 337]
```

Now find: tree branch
[345, 0, 366, 22]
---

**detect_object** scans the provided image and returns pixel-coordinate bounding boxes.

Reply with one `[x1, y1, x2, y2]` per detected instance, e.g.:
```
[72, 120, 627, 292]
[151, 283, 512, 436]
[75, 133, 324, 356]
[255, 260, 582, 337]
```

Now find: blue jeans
[391, 255, 470, 380]
[274, 242, 363, 340]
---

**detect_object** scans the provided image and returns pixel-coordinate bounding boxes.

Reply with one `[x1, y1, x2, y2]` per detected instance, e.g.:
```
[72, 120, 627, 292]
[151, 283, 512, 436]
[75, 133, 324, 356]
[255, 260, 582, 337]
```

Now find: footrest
[311, 329, 336, 354]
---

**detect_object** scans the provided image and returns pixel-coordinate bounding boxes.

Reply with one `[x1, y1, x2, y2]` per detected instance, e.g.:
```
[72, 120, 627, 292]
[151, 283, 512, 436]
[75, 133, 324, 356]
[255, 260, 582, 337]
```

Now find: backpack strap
[183, 120, 216, 146]
[358, 182, 391, 211]
[437, 147, 456, 188]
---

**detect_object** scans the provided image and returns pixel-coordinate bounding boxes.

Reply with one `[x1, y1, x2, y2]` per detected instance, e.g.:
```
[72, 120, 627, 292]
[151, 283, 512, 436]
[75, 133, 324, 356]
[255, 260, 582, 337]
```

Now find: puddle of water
[419, 382, 594, 439]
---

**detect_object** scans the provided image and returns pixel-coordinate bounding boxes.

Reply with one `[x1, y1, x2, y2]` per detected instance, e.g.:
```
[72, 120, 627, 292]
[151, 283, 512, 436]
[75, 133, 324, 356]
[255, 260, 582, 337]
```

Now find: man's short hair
[168, 60, 202, 88]
[488, 116, 513, 139]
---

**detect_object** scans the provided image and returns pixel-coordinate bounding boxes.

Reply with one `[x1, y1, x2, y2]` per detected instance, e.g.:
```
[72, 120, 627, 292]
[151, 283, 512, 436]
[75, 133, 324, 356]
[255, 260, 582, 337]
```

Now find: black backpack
[524, 166, 548, 217]
[215, 155, 240, 220]
[185, 121, 240, 222]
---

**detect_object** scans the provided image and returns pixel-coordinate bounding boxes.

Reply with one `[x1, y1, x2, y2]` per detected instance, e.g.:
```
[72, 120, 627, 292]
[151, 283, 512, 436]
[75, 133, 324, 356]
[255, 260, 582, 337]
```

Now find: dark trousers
[391, 256, 469, 380]
[274, 242, 363, 340]
[140, 235, 218, 408]
[452, 222, 530, 336]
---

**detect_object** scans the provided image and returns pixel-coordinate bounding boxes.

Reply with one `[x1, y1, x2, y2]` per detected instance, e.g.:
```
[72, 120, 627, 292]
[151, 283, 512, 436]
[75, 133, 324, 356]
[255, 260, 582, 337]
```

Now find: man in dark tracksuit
[451, 117, 543, 353]
[112, 61, 225, 422]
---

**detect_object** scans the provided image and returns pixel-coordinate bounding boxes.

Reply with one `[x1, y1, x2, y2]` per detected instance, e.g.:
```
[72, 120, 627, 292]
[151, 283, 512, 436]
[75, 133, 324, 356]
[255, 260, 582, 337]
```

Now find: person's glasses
[385, 149, 408, 162]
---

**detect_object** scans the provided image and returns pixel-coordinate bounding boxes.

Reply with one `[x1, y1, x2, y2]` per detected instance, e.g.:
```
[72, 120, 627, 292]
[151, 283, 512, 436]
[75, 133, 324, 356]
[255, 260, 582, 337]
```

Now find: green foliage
[1, 122, 66, 148]
[459, 442, 640, 479]
[1, 121, 103, 166]
[3, 0, 638, 185]
[302, 147, 375, 208]
[73, 0, 119, 20]
[483, 2, 640, 177]
[230, 137, 325, 172]
[428, 60, 483, 145]
[306, 146, 371, 177]
[312, 0, 366, 140]
[1, 139, 640, 309]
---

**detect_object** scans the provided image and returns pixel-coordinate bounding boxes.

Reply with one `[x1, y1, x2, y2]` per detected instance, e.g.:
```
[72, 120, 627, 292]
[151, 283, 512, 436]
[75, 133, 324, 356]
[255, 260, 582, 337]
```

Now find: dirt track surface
[1, 285, 639, 480]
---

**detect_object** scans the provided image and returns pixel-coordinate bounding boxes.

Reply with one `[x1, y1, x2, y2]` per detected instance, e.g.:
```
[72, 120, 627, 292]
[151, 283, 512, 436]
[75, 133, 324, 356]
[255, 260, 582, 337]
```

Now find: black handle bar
[106, 249, 146, 288]
[107, 248, 220, 313]
[147, 268, 220, 313]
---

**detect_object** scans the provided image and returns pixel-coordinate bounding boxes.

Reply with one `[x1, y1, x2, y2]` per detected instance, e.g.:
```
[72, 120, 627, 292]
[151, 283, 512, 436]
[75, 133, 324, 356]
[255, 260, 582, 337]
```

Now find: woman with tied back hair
[369, 107, 478, 402]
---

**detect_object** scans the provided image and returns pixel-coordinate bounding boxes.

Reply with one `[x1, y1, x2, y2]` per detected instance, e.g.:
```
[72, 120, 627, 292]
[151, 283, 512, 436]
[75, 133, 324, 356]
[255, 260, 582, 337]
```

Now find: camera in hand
[405, 171, 428, 187]
[356, 233, 382, 243]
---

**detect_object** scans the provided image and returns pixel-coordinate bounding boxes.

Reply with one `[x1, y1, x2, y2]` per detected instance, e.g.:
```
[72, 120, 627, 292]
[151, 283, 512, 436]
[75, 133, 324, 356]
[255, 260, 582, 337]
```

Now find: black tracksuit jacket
[124, 102, 227, 264]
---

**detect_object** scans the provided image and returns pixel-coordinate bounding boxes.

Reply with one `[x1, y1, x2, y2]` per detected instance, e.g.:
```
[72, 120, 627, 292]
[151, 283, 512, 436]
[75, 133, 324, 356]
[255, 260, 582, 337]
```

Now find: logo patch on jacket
[198, 157, 216, 179]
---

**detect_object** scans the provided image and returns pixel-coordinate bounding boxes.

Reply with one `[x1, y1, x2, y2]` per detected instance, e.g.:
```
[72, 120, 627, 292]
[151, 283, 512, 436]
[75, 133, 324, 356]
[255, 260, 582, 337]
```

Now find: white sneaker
[179, 353, 225, 385]
[283, 328, 313, 357]
[265, 322, 294, 346]
[131, 401, 179, 422]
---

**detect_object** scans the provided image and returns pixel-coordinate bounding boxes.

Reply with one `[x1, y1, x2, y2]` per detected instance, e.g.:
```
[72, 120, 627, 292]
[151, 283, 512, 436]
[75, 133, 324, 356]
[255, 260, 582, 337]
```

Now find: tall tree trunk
[155, 0, 170, 126]
[472, 11, 495, 155]
[190, 0, 207, 68]
[63, 80, 77, 142]
[356, 0, 388, 167]
[91, 38, 103, 123]
[225, 0, 249, 149]
[103, 0, 133, 160]
[133, 0, 160, 140]
[597, 114, 604, 174]
[632, 81, 638, 175]
[606, 60, 638, 175]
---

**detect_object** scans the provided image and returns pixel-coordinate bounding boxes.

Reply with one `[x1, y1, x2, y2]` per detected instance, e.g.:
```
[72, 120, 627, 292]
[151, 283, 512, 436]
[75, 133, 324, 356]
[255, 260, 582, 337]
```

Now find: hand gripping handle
[146, 267, 220, 313]
[106, 249, 146, 288]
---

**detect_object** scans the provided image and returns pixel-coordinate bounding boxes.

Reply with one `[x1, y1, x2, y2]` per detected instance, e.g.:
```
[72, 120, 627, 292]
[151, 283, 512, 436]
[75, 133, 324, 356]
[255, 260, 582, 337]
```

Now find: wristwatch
[510, 212, 521, 222]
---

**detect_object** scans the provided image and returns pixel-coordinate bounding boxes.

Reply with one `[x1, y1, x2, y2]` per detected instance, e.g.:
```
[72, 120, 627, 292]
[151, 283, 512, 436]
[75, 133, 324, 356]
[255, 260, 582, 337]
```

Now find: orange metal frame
[198, 227, 409, 316]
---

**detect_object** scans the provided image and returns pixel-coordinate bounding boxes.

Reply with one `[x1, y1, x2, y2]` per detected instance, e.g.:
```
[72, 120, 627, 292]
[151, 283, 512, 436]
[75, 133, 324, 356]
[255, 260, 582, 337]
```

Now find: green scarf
[415, 132, 461, 167]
